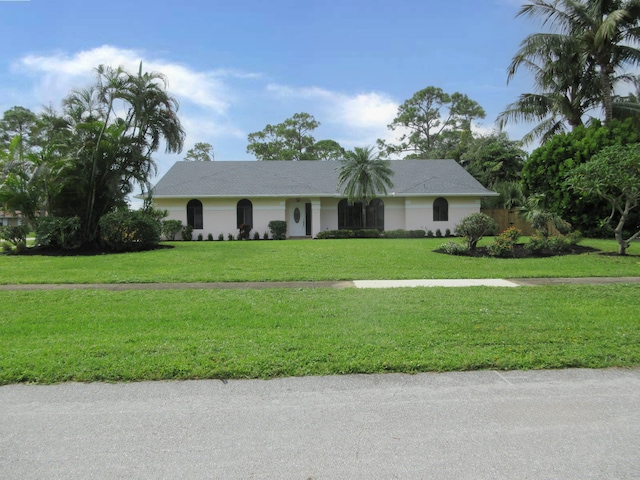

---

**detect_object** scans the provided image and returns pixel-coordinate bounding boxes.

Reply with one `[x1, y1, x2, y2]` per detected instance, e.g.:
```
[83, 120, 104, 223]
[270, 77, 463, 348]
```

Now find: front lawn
[0, 238, 638, 284]
[1, 285, 638, 384]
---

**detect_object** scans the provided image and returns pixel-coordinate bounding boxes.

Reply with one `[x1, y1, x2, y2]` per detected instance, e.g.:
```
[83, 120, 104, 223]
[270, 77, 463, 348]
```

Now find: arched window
[186, 199, 203, 229]
[366, 199, 384, 230]
[237, 199, 253, 228]
[433, 197, 448, 222]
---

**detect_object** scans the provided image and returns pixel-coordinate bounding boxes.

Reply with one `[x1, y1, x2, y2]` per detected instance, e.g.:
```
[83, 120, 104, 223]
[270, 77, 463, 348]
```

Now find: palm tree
[61, 64, 185, 242]
[498, 35, 601, 144]
[337, 146, 394, 228]
[514, 0, 640, 126]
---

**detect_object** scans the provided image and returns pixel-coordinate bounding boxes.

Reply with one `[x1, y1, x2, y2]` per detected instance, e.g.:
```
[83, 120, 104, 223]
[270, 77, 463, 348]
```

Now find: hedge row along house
[150, 160, 496, 239]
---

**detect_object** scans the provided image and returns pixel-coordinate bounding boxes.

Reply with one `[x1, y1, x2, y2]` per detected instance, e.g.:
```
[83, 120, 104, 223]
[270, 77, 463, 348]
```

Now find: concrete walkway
[1, 368, 639, 479]
[1, 276, 639, 291]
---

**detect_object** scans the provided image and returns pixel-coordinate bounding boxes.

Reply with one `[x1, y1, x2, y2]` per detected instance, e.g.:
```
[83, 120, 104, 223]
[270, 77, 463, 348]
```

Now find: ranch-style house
[151, 159, 496, 239]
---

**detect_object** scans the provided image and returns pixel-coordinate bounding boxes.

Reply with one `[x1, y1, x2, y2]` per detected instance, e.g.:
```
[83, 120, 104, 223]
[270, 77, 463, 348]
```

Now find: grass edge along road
[1, 284, 639, 385]
[1, 238, 639, 285]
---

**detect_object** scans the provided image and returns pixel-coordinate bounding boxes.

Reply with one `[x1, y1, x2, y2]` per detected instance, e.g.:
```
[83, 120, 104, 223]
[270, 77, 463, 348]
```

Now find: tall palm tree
[515, 0, 640, 125]
[61, 64, 185, 242]
[337, 146, 394, 228]
[498, 35, 601, 144]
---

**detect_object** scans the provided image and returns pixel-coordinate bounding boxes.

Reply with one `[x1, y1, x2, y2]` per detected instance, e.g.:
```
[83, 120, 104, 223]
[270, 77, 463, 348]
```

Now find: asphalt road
[2, 368, 639, 479]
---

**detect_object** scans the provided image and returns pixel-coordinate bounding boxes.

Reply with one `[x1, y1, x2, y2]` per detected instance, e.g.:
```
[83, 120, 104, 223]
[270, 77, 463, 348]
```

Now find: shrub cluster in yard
[0, 224, 30, 252]
[99, 210, 161, 252]
[435, 241, 470, 256]
[382, 229, 426, 238]
[268, 220, 287, 240]
[34, 217, 82, 249]
[526, 231, 582, 255]
[487, 227, 522, 258]
[455, 213, 498, 253]
[316, 229, 381, 239]
[161, 219, 183, 241]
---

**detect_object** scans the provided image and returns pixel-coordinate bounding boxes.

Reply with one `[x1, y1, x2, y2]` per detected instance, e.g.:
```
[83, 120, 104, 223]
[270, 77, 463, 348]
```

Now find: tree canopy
[184, 142, 214, 161]
[377, 86, 485, 160]
[568, 143, 640, 254]
[522, 118, 640, 235]
[500, 0, 640, 143]
[337, 146, 394, 228]
[0, 64, 185, 246]
[246, 112, 344, 161]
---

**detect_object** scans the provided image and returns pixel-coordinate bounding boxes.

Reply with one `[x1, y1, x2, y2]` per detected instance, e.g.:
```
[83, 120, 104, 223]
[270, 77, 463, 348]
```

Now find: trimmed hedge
[383, 229, 426, 238]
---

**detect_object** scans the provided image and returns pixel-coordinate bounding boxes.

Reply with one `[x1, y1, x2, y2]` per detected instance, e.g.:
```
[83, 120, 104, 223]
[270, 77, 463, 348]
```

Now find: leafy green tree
[377, 86, 485, 159]
[0, 64, 185, 246]
[522, 118, 640, 235]
[310, 139, 345, 161]
[247, 113, 320, 160]
[184, 142, 214, 161]
[454, 213, 498, 253]
[460, 132, 527, 188]
[0, 106, 37, 162]
[513, 0, 640, 127]
[568, 143, 640, 254]
[337, 146, 394, 227]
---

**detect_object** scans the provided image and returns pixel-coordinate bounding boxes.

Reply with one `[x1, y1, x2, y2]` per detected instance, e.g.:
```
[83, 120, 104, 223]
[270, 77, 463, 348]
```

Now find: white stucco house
[150, 159, 496, 239]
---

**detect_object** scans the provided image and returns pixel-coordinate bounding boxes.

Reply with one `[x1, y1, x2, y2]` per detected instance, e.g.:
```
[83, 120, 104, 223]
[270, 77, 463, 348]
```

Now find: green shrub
[207, 233, 214, 241]
[435, 229, 442, 238]
[525, 233, 581, 255]
[426, 230, 434, 238]
[0, 224, 30, 247]
[263, 231, 269, 240]
[2, 242, 11, 253]
[383, 229, 409, 238]
[383, 229, 426, 239]
[99, 210, 161, 252]
[488, 227, 522, 257]
[316, 230, 353, 239]
[435, 241, 470, 256]
[268, 220, 287, 240]
[161, 219, 183, 241]
[253, 231, 260, 240]
[445, 228, 451, 237]
[197, 233, 203, 241]
[455, 213, 498, 253]
[353, 229, 382, 238]
[34, 216, 81, 249]
[238, 223, 252, 240]
[227, 233, 234, 241]
[218, 233, 224, 241]
[182, 225, 193, 241]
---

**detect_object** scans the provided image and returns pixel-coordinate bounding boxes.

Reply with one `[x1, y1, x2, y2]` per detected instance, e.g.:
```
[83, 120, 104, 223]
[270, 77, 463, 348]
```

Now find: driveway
[2, 368, 639, 479]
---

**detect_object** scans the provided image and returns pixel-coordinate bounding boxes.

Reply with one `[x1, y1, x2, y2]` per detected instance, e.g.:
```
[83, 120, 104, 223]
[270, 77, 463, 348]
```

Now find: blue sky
[0, 0, 535, 190]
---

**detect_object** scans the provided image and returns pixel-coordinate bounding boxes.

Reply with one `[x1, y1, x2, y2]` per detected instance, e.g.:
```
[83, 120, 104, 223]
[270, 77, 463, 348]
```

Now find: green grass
[1, 238, 638, 284]
[1, 285, 639, 384]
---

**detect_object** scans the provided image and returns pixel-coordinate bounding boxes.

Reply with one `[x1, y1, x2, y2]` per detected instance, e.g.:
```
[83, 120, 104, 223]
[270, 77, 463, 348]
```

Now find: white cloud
[266, 83, 402, 151]
[13, 45, 257, 114]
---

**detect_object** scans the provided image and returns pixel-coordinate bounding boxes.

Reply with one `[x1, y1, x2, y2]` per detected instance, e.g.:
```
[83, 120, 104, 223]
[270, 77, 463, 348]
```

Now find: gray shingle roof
[151, 160, 496, 198]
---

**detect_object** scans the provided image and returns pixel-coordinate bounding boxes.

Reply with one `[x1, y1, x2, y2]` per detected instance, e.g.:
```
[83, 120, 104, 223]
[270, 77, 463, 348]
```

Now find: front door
[289, 201, 307, 236]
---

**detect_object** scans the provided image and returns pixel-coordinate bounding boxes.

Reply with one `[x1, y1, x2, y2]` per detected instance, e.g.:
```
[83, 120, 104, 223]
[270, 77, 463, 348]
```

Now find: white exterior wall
[319, 198, 339, 233]
[409, 196, 481, 234]
[381, 197, 406, 230]
[154, 195, 483, 239]
[155, 197, 285, 240]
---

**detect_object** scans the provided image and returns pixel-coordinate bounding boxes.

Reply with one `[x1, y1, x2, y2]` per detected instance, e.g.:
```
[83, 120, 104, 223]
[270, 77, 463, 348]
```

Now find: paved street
[2, 368, 639, 479]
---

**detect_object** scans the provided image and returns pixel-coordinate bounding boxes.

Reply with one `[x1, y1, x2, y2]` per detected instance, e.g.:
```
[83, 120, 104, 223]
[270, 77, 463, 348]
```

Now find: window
[433, 197, 448, 222]
[237, 199, 253, 228]
[186, 199, 203, 229]
[366, 199, 384, 230]
[338, 199, 384, 230]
